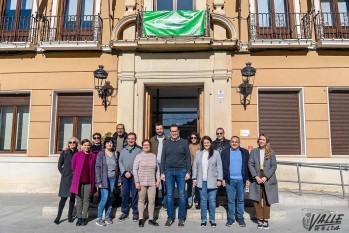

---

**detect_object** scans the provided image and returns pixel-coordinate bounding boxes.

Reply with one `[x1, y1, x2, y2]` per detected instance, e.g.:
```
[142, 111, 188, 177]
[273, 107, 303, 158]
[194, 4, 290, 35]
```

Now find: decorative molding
[125, 0, 137, 16]
[213, 0, 225, 15]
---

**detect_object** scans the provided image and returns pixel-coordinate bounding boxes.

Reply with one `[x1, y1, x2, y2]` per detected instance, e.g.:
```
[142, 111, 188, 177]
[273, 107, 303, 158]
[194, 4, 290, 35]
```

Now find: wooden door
[144, 89, 152, 140]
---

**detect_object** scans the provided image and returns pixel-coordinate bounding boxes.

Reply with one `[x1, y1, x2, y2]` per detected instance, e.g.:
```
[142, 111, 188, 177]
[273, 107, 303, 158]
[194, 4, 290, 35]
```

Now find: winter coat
[248, 148, 279, 204]
[95, 150, 119, 188]
[58, 148, 77, 197]
[192, 149, 223, 189]
[70, 151, 97, 195]
[221, 147, 250, 184]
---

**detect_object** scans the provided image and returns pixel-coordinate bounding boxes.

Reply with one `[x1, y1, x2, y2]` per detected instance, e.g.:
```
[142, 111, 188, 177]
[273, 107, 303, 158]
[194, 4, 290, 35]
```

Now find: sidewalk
[0, 190, 348, 233]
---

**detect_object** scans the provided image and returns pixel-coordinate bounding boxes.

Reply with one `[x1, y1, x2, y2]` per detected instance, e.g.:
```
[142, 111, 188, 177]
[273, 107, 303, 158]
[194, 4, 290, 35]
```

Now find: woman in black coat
[54, 137, 79, 224]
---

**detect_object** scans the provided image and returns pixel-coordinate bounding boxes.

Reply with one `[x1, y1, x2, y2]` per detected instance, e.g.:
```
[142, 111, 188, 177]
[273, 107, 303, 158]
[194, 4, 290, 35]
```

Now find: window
[255, 0, 291, 38]
[0, 94, 30, 153]
[320, 0, 349, 38]
[155, 0, 194, 11]
[0, 0, 33, 41]
[329, 90, 349, 155]
[59, 0, 95, 40]
[258, 91, 302, 155]
[56, 93, 93, 152]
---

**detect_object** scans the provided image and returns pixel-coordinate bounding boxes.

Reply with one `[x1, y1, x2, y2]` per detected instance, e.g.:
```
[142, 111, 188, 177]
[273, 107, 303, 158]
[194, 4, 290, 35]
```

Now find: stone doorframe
[117, 52, 232, 140]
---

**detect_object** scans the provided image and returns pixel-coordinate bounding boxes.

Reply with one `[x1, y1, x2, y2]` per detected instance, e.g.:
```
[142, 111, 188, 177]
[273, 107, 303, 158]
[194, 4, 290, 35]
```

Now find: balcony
[248, 13, 312, 49]
[110, 10, 238, 51]
[315, 12, 349, 48]
[0, 15, 38, 51]
[40, 15, 102, 51]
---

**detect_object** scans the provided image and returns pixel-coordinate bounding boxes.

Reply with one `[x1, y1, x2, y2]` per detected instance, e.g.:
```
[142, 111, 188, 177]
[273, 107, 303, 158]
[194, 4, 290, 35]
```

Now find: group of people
[54, 123, 278, 230]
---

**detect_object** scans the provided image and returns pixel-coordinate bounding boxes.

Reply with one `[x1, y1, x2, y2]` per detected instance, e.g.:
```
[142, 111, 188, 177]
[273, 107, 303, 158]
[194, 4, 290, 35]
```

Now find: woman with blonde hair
[248, 134, 279, 230]
[54, 137, 80, 224]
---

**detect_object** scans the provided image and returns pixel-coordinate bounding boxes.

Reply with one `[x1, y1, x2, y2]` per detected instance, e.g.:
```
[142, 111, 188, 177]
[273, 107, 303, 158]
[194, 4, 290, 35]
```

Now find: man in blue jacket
[221, 136, 250, 227]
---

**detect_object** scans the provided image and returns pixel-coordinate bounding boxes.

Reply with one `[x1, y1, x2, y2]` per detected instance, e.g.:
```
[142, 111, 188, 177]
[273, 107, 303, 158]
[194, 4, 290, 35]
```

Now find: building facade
[0, 0, 348, 193]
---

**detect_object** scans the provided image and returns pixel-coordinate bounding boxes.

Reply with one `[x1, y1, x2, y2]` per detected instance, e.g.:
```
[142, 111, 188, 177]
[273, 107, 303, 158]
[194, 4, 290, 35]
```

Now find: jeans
[226, 179, 245, 221]
[165, 169, 186, 220]
[97, 177, 115, 219]
[199, 181, 217, 221]
[187, 178, 200, 205]
[121, 176, 138, 215]
[156, 163, 167, 207]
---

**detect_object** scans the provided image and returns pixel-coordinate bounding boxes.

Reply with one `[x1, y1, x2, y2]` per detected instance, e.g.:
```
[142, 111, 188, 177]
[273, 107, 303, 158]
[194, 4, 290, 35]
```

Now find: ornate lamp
[93, 65, 114, 111]
[238, 62, 256, 110]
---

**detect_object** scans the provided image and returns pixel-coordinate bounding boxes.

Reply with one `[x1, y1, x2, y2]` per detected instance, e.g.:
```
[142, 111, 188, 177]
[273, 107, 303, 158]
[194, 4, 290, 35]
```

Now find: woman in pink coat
[70, 139, 97, 226]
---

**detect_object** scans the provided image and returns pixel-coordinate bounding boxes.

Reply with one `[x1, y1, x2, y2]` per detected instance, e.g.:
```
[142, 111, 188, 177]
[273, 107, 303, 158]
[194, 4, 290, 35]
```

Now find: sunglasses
[216, 133, 223, 135]
[93, 136, 101, 139]
[191, 137, 197, 139]
[68, 141, 76, 144]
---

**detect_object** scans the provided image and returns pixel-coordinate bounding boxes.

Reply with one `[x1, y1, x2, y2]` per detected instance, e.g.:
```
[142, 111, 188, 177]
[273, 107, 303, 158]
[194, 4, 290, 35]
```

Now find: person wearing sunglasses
[70, 139, 97, 226]
[54, 137, 80, 225]
[187, 132, 201, 209]
[213, 128, 230, 154]
[91, 132, 103, 155]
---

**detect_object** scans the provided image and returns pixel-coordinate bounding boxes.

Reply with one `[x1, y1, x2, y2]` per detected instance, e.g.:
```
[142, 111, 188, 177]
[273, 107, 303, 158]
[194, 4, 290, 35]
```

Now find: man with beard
[112, 124, 128, 154]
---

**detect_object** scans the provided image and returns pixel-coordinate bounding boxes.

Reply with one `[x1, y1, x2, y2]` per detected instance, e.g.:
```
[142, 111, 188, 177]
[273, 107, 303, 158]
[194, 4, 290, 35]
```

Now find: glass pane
[77, 117, 92, 143]
[338, 0, 349, 26]
[66, 0, 78, 15]
[3, 0, 18, 30]
[0, 107, 14, 151]
[58, 117, 74, 151]
[19, 0, 33, 30]
[158, 99, 197, 112]
[274, 0, 288, 27]
[15, 106, 29, 151]
[81, 0, 94, 29]
[321, 0, 334, 26]
[177, 0, 193, 10]
[258, 0, 271, 27]
[157, 0, 173, 10]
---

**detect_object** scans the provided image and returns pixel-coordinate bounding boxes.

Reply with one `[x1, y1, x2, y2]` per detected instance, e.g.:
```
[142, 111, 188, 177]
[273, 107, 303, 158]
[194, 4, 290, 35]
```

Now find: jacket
[248, 148, 279, 204]
[58, 148, 77, 197]
[221, 146, 250, 184]
[192, 149, 223, 189]
[213, 138, 230, 154]
[149, 135, 168, 160]
[112, 132, 128, 153]
[70, 151, 97, 194]
[95, 150, 119, 188]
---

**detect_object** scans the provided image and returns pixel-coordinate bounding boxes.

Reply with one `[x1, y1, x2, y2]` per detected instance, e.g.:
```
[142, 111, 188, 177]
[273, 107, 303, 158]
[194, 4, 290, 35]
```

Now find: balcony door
[320, 0, 349, 38]
[59, 0, 95, 41]
[0, 0, 33, 42]
[256, 0, 292, 39]
[155, 0, 194, 11]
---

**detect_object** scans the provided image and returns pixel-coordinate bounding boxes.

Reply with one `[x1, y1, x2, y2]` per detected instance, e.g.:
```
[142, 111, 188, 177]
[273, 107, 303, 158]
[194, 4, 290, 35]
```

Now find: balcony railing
[41, 15, 102, 42]
[248, 13, 312, 41]
[315, 12, 349, 40]
[0, 15, 38, 43]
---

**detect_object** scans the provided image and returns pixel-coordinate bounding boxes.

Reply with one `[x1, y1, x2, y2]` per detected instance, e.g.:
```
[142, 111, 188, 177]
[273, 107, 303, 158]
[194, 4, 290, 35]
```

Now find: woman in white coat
[193, 136, 223, 228]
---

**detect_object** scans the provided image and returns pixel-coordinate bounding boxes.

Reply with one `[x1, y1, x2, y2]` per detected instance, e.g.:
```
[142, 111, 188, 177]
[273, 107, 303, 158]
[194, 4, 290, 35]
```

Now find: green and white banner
[143, 10, 206, 36]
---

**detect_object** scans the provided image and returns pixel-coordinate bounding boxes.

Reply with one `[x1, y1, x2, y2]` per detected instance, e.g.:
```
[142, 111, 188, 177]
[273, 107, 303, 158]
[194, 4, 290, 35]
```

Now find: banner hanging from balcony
[143, 10, 206, 36]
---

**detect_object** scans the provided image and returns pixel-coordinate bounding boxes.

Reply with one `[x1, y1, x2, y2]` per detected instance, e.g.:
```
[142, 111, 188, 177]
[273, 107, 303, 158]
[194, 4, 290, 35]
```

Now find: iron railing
[248, 13, 312, 40]
[278, 161, 349, 198]
[41, 15, 102, 42]
[0, 15, 39, 43]
[136, 10, 211, 38]
[315, 12, 349, 40]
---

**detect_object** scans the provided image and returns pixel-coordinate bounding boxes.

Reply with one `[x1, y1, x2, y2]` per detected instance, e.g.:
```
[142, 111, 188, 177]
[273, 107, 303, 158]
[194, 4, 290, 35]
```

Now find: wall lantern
[93, 65, 114, 111]
[237, 62, 256, 110]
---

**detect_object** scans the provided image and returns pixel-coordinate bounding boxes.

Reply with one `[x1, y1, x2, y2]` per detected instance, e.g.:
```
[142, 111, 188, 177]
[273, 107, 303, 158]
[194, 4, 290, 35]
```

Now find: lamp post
[93, 65, 114, 111]
[238, 62, 256, 110]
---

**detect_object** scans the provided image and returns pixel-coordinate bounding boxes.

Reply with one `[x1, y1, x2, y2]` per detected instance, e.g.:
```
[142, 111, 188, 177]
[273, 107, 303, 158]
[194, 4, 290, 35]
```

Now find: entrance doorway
[144, 86, 204, 139]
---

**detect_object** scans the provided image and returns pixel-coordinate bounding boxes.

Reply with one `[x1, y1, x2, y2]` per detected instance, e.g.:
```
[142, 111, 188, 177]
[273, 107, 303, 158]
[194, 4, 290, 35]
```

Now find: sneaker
[238, 218, 246, 227]
[96, 218, 106, 227]
[133, 214, 139, 222]
[195, 202, 200, 209]
[226, 219, 235, 227]
[118, 213, 128, 222]
[257, 220, 263, 229]
[105, 217, 113, 225]
[201, 221, 207, 227]
[263, 220, 269, 229]
[139, 219, 144, 227]
[210, 220, 217, 228]
[178, 219, 185, 227]
[165, 219, 174, 227]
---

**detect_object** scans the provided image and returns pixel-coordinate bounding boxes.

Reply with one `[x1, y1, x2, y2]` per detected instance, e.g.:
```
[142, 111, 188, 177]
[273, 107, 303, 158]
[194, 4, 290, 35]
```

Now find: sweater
[160, 138, 191, 174]
[133, 151, 160, 186]
[119, 145, 142, 176]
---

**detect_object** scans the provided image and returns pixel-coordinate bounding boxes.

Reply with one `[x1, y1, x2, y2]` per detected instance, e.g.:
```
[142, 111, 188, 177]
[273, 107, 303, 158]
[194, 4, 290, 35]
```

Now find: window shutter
[258, 91, 301, 155]
[57, 93, 93, 117]
[0, 94, 30, 106]
[329, 90, 349, 155]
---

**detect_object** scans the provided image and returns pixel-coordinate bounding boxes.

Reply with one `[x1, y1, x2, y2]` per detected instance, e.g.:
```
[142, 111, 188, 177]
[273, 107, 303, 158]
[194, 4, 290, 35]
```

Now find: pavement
[0, 189, 348, 233]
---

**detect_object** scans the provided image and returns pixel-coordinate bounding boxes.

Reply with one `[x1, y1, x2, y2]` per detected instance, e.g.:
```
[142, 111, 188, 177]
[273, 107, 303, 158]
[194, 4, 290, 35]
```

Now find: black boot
[68, 201, 75, 223]
[81, 218, 88, 226]
[54, 213, 61, 225]
[76, 218, 82, 226]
